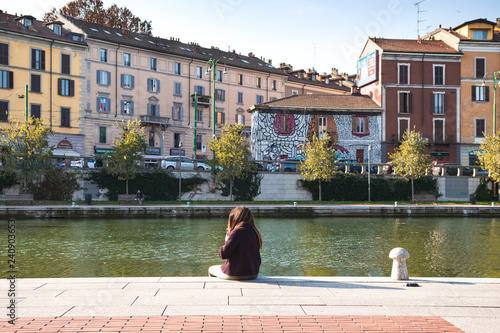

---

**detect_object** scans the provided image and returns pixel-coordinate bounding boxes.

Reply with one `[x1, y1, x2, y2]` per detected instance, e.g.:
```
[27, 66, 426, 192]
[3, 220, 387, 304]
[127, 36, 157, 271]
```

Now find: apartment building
[424, 19, 500, 165]
[0, 11, 87, 156]
[358, 37, 463, 162]
[58, 15, 287, 160]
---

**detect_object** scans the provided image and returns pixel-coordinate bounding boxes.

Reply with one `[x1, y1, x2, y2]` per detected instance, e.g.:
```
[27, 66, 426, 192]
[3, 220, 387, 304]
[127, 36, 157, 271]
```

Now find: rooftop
[370, 38, 461, 54]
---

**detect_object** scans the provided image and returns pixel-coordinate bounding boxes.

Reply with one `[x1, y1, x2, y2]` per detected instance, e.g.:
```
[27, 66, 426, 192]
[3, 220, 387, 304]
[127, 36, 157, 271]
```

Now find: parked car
[383, 162, 394, 174]
[336, 159, 362, 173]
[250, 161, 264, 171]
[161, 156, 211, 171]
[70, 158, 84, 168]
[88, 158, 104, 168]
[282, 159, 301, 172]
[431, 161, 472, 176]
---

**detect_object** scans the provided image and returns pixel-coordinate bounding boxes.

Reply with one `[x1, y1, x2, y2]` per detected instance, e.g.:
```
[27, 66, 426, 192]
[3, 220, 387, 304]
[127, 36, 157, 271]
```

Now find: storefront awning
[429, 151, 449, 156]
[52, 149, 80, 157]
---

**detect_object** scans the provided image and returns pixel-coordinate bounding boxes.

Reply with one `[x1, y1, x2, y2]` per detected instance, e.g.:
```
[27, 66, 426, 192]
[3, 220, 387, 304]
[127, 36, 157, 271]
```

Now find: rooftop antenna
[415, 0, 427, 37]
[313, 42, 317, 69]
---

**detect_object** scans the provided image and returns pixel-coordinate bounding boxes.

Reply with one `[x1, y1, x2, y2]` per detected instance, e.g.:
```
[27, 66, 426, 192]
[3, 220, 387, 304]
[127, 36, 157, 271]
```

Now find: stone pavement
[1, 276, 499, 332]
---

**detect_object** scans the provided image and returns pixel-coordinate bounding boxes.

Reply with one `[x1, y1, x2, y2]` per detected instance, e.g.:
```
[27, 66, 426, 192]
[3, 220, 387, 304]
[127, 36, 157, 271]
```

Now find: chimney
[350, 86, 360, 95]
[268, 59, 272, 65]
[331, 68, 338, 76]
[248, 52, 254, 57]
[497, 17, 500, 27]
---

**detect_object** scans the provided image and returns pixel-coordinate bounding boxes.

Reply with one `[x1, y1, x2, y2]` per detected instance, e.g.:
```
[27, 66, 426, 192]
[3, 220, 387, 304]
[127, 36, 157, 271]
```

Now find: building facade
[0, 11, 87, 157]
[249, 94, 383, 163]
[424, 19, 500, 165]
[59, 15, 287, 161]
[358, 38, 463, 162]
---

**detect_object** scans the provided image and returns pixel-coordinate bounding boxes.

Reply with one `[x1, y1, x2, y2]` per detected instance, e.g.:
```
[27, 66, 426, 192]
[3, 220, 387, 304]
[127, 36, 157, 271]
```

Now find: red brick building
[358, 38, 463, 162]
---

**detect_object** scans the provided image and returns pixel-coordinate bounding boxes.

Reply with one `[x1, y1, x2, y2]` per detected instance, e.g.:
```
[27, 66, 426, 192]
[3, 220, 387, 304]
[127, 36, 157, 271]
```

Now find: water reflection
[0, 217, 498, 278]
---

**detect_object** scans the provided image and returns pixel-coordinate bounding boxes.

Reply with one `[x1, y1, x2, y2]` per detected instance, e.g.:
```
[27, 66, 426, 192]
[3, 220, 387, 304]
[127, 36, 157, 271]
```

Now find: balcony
[191, 94, 211, 106]
[140, 115, 170, 126]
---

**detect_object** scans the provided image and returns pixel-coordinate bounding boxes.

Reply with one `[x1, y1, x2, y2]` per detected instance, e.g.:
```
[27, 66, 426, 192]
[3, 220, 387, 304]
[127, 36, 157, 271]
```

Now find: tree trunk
[319, 179, 322, 202]
[24, 178, 27, 194]
[230, 177, 234, 201]
[126, 179, 129, 195]
[411, 177, 415, 202]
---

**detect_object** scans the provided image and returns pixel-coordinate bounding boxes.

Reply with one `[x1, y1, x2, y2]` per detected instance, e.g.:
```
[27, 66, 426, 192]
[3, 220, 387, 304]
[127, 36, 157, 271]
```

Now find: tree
[44, 0, 152, 33]
[478, 133, 500, 198]
[107, 120, 147, 194]
[300, 133, 338, 201]
[207, 124, 252, 200]
[0, 117, 54, 193]
[389, 128, 431, 201]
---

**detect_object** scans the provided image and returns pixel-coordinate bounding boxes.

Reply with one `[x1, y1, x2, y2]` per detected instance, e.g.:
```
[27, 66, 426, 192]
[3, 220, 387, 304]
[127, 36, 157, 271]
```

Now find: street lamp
[178, 141, 183, 202]
[205, 58, 228, 154]
[482, 71, 500, 134]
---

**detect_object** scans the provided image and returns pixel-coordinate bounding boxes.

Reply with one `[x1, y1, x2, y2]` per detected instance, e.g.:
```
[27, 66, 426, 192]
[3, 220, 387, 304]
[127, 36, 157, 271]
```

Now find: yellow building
[425, 19, 500, 165]
[0, 11, 87, 157]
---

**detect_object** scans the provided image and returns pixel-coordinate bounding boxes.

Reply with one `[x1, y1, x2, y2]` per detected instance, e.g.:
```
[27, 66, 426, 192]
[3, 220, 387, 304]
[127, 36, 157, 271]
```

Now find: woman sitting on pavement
[209, 206, 263, 280]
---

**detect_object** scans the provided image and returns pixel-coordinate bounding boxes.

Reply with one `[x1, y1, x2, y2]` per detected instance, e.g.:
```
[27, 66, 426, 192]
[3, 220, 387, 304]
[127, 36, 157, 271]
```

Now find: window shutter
[131, 76, 135, 89]
[120, 74, 124, 87]
[147, 78, 151, 91]
[121, 100, 125, 114]
[364, 117, 369, 134]
[202, 86, 205, 95]
[172, 106, 176, 118]
[96, 97, 100, 111]
[222, 112, 225, 124]
[130, 102, 134, 115]
[443, 93, 448, 114]
[97, 70, 101, 84]
[106, 72, 111, 85]
[156, 104, 159, 117]
[7, 71, 13, 89]
[157, 80, 160, 92]
[57, 78, 62, 95]
[106, 98, 111, 112]
[352, 117, 357, 133]
[485, 86, 490, 102]
[41, 50, 45, 70]
[430, 93, 435, 114]
[69, 80, 74, 96]
[147, 103, 151, 115]
[180, 107, 184, 120]
[408, 93, 413, 114]
[31, 49, 36, 68]
[471, 86, 476, 101]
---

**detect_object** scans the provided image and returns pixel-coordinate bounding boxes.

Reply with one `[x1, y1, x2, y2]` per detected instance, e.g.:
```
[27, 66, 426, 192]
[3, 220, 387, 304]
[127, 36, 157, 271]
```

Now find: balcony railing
[140, 115, 170, 126]
[191, 94, 211, 106]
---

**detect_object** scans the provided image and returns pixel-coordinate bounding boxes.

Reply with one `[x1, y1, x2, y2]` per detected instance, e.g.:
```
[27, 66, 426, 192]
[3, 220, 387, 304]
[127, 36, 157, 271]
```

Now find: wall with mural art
[251, 111, 382, 163]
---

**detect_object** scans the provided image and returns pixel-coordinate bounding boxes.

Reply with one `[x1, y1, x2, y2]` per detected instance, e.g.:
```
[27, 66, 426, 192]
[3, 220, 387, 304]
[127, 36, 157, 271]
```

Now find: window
[398, 92, 411, 114]
[278, 114, 289, 133]
[256, 77, 261, 88]
[121, 100, 134, 115]
[147, 78, 160, 92]
[0, 43, 8, 65]
[398, 64, 409, 84]
[174, 82, 182, 95]
[256, 95, 264, 104]
[121, 74, 135, 89]
[174, 133, 181, 148]
[472, 85, 489, 102]
[148, 103, 159, 117]
[472, 30, 487, 39]
[272, 80, 277, 91]
[318, 117, 327, 139]
[434, 119, 444, 143]
[61, 54, 70, 74]
[216, 70, 223, 82]
[124, 53, 131, 66]
[61, 107, 70, 127]
[100, 48, 107, 62]
[194, 85, 205, 95]
[475, 58, 485, 79]
[53, 24, 62, 35]
[175, 62, 181, 75]
[353, 116, 369, 136]
[196, 134, 202, 150]
[172, 104, 184, 120]
[58, 78, 74, 96]
[97, 70, 111, 85]
[215, 89, 225, 101]
[30, 74, 41, 93]
[236, 114, 245, 125]
[292, 90, 298, 95]
[195, 108, 203, 122]
[99, 126, 107, 144]
[149, 131, 155, 147]
[237, 92, 244, 104]
[216, 110, 225, 124]
[150, 58, 157, 71]
[475, 119, 486, 138]
[398, 118, 409, 141]
[31, 49, 45, 70]
[432, 93, 445, 114]
[196, 66, 203, 78]
[269, 97, 277, 101]
[238, 74, 243, 85]
[97, 97, 110, 112]
[31, 104, 41, 119]
[434, 65, 444, 85]
[0, 100, 8, 122]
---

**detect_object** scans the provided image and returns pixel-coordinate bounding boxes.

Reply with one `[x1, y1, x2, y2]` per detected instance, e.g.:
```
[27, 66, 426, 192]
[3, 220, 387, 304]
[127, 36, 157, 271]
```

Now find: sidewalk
[2, 276, 499, 332]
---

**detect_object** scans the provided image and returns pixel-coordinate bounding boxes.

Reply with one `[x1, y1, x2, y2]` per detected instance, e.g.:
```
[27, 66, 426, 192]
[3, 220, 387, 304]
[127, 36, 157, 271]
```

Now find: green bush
[300, 174, 438, 201]
[217, 171, 263, 201]
[86, 169, 207, 201]
[475, 177, 493, 201]
[31, 168, 82, 201]
[0, 170, 17, 194]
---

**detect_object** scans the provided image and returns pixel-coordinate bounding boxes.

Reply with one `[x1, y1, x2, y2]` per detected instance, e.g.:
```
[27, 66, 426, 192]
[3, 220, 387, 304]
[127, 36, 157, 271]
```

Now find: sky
[3, 0, 499, 74]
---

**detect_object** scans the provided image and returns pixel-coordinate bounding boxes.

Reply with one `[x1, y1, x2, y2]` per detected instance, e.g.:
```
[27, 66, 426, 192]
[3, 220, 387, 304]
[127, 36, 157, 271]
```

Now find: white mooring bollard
[389, 247, 410, 280]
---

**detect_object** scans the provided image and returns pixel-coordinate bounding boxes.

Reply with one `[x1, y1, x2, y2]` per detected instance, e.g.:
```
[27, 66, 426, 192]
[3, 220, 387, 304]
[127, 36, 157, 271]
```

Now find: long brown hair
[227, 206, 263, 249]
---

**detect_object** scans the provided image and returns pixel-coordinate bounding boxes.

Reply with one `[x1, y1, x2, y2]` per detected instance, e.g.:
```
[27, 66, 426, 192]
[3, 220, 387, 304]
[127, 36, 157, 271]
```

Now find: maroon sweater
[219, 222, 261, 276]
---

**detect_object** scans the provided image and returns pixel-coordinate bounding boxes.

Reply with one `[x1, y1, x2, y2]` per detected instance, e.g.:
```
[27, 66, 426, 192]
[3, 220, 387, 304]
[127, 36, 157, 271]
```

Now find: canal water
[1, 217, 498, 278]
